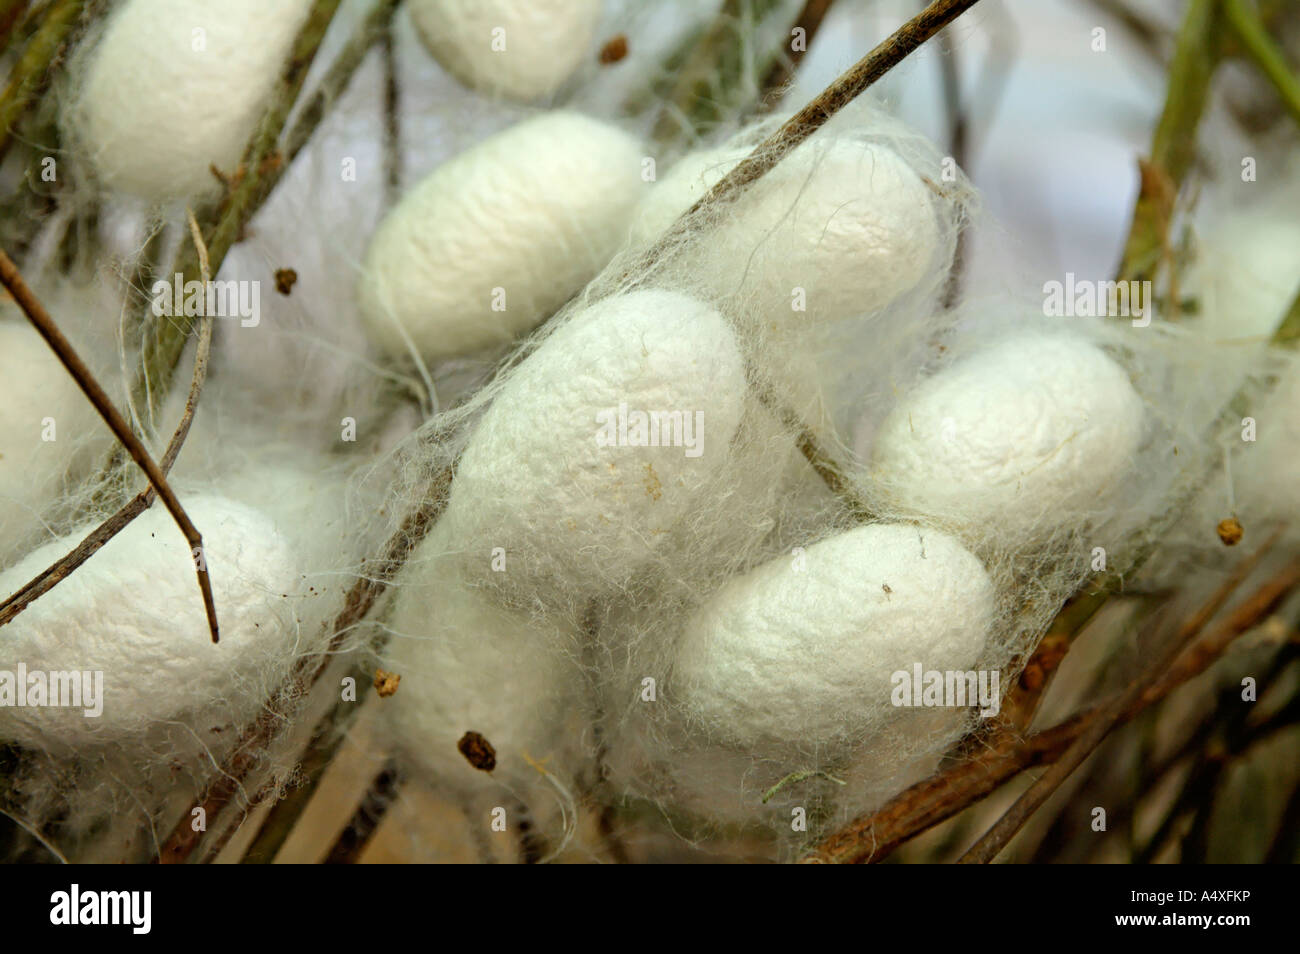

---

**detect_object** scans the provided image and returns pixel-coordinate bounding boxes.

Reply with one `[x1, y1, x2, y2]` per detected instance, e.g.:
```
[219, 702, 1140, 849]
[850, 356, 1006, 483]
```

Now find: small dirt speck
[458, 731, 497, 772]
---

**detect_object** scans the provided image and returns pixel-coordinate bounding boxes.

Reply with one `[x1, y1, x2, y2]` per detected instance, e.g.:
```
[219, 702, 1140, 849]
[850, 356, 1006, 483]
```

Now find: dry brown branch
[0, 0, 82, 163]
[759, 0, 836, 104]
[136, 0, 346, 421]
[805, 551, 1300, 863]
[956, 529, 1284, 863]
[0, 246, 218, 641]
[156, 463, 453, 864]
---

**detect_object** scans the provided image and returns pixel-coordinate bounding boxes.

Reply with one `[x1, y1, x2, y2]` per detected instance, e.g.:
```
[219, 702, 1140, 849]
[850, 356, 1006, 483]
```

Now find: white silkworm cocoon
[358, 111, 647, 363]
[871, 335, 1145, 538]
[69, 0, 314, 202]
[629, 137, 949, 325]
[0, 322, 107, 568]
[672, 523, 995, 754]
[0, 494, 309, 749]
[442, 288, 747, 595]
[408, 0, 602, 101]
[381, 526, 587, 804]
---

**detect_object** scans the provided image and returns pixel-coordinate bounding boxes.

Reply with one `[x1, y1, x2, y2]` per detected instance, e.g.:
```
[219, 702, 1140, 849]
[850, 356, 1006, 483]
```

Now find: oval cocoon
[630, 137, 948, 325]
[445, 289, 747, 594]
[408, 0, 601, 101]
[358, 112, 647, 362]
[382, 527, 587, 801]
[871, 335, 1145, 537]
[0, 322, 107, 568]
[672, 523, 995, 752]
[69, 0, 313, 201]
[0, 495, 306, 748]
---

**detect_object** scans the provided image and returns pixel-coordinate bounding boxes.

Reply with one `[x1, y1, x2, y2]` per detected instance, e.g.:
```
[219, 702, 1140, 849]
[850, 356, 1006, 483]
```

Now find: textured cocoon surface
[630, 137, 947, 325]
[870, 335, 1145, 539]
[408, 0, 601, 101]
[443, 288, 747, 596]
[0, 322, 106, 568]
[69, 0, 313, 201]
[0, 494, 307, 748]
[382, 526, 587, 803]
[358, 111, 647, 362]
[672, 523, 995, 753]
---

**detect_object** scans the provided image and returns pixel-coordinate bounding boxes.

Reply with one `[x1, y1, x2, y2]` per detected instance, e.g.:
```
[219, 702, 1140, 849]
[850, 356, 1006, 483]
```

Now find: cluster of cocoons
[358, 111, 647, 363]
[366, 104, 1159, 840]
[0, 494, 312, 752]
[870, 334, 1146, 540]
[69, 0, 314, 202]
[20, 0, 1197, 857]
[408, 0, 602, 101]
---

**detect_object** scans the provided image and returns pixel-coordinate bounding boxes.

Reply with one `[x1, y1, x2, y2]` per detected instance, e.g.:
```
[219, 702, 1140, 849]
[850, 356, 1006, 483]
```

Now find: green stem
[1115, 0, 1222, 285]
[0, 0, 83, 163]
[135, 0, 343, 423]
[1222, 0, 1300, 128]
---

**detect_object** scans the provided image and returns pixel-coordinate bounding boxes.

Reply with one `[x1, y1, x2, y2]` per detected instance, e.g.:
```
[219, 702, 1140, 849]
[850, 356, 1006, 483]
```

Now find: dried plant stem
[0, 0, 30, 53]
[650, 0, 787, 146]
[759, 0, 836, 103]
[135, 0, 344, 421]
[660, 0, 982, 244]
[322, 761, 402, 864]
[0, 0, 82, 162]
[285, 0, 401, 164]
[805, 554, 1300, 863]
[1115, 0, 1221, 284]
[238, 660, 374, 864]
[956, 529, 1283, 863]
[0, 297, 212, 629]
[1222, 0, 1300, 128]
[0, 246, 218, 641]
[157, 465, 452, 864]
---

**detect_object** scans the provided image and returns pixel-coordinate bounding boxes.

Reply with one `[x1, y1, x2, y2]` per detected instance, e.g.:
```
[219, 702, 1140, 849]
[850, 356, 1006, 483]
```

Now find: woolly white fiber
[0, 493, 310, 749]
[407, 0, 602, 101]
[69, 0, 314, 201]
[358, 111, 647, 363]
[630, 136, 948, 325]
[870, 334, 1146, 539]
[0, 322, 105, 568]
[382, 526, 586, 807]
[671, 523, 995, 755]
[443, 288, 747, 598]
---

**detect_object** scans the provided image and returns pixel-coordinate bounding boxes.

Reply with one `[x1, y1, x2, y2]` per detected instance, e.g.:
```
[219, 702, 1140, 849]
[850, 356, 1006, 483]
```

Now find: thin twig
[650, 0, 787, 146]
[1222, 0, 1300, 128]
[0, 0, 31, 54]
[284, 0, 401, 164]
[0, 247, 218, 641]
[0, 0, 82, 163]
[322, 761, 403, 864]
[1115, 0, 1221, 285]
[675, 0, 982, 232]
[135, 0, 345, 422]
[156, 465, 452, 864]
[956, 529, 1283, 863]
[758, 0, 836, 105]
[804, 554, 1300, 863]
